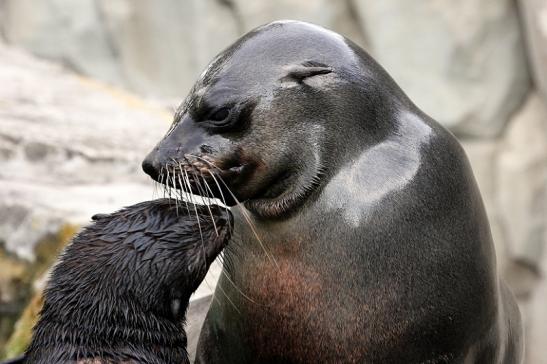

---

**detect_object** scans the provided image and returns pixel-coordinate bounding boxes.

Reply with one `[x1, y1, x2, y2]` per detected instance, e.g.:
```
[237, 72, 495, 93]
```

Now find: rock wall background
[0, 0, 545, 362]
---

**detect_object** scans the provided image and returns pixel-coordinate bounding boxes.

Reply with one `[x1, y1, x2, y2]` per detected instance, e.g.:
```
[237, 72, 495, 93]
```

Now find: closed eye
[194, 99, 256, 132]
[209, 107, 231, 122]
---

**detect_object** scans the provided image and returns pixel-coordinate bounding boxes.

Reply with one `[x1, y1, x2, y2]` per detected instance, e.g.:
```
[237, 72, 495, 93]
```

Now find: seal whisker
[216, 242, 242, 274]
[176, 163, 191, 215]
[165, 167, 172, 201]
[152, 177, 159, 199]
[219, 269, 262, 306]
[214, 278, 241, 315]
[196, 163, 279, 271]
[169, 159, 180, 214]
[195, 173, 219, 236]
[169, 169, 175, 203]
[155, 181, 162, 200]
[207, 218, 261, 307]
[165, 167, 170, 200]
[183, 154, 227, 205]
[176, 159, 263, 304]
[184, 158, 220, 236]
[159, 166, 167, 200]
[181, 167, 208, 274]
[201, 175, 224, 207]
[202, 276, 223, 312]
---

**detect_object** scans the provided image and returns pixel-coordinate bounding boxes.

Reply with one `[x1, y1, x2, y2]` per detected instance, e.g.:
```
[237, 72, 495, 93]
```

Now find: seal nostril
[200, 145, 214, 154]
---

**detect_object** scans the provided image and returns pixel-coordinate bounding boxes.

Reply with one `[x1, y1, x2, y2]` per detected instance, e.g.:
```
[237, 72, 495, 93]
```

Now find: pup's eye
[210, 107, 230, 122]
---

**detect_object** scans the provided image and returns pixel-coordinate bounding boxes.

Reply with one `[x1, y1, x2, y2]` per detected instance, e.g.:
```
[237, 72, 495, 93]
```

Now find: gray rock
[186, 294, 213, 362]
[525, 256, 547, 363]
[462, 93, 547, 364]
[0, 0, 124, 87]
[463, 92, 547, 299]
[0, 0, 531, 137]
[498, 93, 547, 272]
[460, 140, 508, 266]
[0, 43, 170, 259]
[0, 0, 367, 99]
[230, 0, 367, 48]
[97, 0, 240, 98]
[518, 0, 547, 103]
[353, 0, 530, 137]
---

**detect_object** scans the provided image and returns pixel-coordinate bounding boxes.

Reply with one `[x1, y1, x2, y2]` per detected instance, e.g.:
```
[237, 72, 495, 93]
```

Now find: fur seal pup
[23, 199, 232, 364]
[142, 21, 523, 363]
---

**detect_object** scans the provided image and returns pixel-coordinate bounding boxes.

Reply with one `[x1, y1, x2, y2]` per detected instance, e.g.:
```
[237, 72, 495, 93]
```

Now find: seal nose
[142, 154, 159, 180]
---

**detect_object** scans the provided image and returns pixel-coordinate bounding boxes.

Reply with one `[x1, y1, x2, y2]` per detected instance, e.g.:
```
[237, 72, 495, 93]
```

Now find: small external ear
[91, 213, 109, 221]
[283, 61, 333, 83]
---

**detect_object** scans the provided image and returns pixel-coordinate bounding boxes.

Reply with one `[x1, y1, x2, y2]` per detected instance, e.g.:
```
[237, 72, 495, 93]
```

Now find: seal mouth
[151, 154, 249, 207]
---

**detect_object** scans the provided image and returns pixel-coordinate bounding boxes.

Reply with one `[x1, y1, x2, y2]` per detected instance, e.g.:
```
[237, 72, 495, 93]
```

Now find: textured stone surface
[1, 225, 75, 358]
[0, 0, 530, 137]
[463, 93, 547, 364]
[462, 93, 547, 285]
[519, 0, 547, 103]
[526, 251, 547, 364]
[460, 140, 507, 263]
[353, 0, 530, 137]
[0, 0, 240, 98]
[0, 43, 171, 259]
[97, 0, 240, 98]
[230, 0, 366, 48]
[186, 295, 213, 362]
[0, 0, 124, 87]
[498, 94, 547, 271]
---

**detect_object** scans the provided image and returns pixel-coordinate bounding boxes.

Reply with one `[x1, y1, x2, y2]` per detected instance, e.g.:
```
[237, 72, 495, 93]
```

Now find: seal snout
[142, 154, 159, 180]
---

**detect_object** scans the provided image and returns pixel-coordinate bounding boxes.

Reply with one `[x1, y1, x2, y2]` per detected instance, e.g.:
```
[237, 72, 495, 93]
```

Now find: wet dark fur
[24, 199, 232, 364]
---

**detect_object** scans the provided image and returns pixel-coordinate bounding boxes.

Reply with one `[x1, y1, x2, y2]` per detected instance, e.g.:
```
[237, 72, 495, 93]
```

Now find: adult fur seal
[142, 21, 523, 363]
[24, 199, 232, 364]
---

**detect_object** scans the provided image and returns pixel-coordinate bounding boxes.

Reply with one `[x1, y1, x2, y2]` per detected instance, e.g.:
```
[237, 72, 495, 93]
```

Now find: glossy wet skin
[142, 21, 403, 219]
[143, 21, 523, 364]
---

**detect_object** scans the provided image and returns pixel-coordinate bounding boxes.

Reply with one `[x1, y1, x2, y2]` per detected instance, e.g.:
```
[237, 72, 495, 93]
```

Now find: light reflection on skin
[323, 111, 432, 227]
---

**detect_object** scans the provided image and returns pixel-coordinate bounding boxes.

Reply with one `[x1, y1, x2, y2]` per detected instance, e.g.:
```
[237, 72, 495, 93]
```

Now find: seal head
[142, 21, 403, 219]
